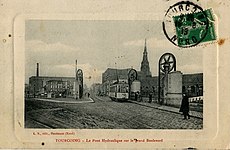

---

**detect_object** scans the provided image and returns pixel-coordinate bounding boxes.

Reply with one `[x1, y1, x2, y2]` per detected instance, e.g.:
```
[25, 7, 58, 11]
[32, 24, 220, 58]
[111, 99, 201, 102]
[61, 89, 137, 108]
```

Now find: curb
[34, 98, 94, 104]
[89, 97, 95, 103]
[128, 100, 203, 119]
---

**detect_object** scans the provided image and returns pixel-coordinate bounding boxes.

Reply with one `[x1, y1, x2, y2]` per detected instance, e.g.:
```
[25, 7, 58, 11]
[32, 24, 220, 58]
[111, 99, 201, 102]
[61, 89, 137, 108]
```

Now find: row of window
[109, 84, 129, 93]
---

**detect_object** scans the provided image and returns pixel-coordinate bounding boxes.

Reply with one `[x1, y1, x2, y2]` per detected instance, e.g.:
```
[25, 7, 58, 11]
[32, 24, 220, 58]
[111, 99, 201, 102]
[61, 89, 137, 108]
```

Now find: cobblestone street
[25, 96, 203, 129]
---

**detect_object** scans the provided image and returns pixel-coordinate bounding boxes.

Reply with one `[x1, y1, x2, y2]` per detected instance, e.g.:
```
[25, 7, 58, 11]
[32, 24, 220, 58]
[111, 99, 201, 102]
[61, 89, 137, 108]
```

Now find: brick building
[101, 39, 203, 98]
[182, 73, 203, 96]
[101, 68, 131, 95]
[29, 76, 75, 96]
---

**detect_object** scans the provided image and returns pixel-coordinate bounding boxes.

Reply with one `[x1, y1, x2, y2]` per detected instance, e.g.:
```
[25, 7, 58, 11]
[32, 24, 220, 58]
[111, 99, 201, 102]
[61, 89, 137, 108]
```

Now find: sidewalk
[34, 96, 94, 104]
[129, 100, 203, 119]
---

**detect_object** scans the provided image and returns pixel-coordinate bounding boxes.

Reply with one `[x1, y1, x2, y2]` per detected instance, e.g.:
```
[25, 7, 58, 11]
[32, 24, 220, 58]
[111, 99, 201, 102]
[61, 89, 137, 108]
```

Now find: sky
[25, 20, 203, 87]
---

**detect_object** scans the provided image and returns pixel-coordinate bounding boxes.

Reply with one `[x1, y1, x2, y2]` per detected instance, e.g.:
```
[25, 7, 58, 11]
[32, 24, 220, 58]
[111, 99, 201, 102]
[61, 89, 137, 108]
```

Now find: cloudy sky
[25, 20, 203, 86]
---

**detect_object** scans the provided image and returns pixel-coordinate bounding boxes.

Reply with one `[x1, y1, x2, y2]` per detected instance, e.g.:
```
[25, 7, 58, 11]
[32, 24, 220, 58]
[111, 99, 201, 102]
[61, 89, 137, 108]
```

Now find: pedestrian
[148, 93, 152, 103]
[135, 92, 138, 101]
[88, 93, 90, 97]
[179, 94, 190, 120]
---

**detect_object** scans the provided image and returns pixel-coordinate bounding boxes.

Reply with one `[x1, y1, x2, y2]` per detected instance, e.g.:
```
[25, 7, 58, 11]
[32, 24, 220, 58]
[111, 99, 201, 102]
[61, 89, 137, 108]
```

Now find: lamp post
[115, 62, 119, 82]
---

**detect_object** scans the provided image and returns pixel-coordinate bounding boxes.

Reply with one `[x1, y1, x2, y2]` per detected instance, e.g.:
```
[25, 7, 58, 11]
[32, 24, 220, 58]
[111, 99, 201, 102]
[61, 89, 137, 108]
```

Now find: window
[191, 86, 195, 94]
[109, 85, 116, 92]
[117, 85, 121, 92]
[121, 84, 128, 93]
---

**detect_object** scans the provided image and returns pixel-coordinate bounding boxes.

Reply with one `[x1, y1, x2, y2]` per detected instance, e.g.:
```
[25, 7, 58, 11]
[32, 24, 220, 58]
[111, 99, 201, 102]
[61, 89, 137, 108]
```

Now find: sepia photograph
[24, 20, 204, 129]
[1, 0, 230, 149]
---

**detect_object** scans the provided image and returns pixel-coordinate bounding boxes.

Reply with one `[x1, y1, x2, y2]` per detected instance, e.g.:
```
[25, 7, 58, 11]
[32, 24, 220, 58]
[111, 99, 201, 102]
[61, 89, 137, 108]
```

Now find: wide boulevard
[25, 95, 203, 129]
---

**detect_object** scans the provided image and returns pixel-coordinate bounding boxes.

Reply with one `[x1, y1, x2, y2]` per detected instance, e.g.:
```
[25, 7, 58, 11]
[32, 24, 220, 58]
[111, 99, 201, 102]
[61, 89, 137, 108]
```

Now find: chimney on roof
[36, 63, 39, 77]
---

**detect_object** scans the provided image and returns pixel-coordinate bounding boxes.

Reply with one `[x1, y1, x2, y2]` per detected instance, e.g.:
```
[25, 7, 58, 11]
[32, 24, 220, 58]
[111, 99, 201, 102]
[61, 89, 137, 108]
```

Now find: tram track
[27, 108, 85, 129]
[93, 96, 202, 127]
[93, 95, 112, 102]
[25, 96, 203, 129]
[96, 96, 201, 120]
[26, 116, 54, 129]
[92, 96, 158, 129]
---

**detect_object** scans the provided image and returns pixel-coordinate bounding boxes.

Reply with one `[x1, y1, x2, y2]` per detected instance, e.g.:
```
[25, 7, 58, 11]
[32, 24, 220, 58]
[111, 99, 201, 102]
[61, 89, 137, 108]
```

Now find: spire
[140, 39, 151, 77]
[143, 38, 148, 61]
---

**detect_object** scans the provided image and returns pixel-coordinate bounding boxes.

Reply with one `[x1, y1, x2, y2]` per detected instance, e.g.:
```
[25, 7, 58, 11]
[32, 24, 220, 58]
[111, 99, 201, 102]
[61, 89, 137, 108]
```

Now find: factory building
[28, 63, 75, 97]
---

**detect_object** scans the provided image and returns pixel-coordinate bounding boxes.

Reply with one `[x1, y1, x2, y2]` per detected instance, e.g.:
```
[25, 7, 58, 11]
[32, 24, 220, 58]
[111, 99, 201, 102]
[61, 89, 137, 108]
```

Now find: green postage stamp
[173, 8, 216, 47]
[162, 1, 217, 48]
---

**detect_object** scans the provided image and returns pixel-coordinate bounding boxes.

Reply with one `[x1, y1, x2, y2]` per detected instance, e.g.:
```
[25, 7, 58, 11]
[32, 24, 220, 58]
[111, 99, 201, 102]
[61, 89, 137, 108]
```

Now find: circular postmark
[162, 1, 209, 48]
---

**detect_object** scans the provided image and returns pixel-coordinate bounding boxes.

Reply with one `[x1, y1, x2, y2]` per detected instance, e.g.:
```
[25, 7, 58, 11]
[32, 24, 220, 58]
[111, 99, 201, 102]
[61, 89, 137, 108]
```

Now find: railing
[188, 96, 203, 103]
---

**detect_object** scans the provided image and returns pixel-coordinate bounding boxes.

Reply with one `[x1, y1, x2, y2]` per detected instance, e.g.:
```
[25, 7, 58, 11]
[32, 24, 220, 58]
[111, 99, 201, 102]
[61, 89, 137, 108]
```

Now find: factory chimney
[36, 63, 39, 77]
[75, 60, 78, 79]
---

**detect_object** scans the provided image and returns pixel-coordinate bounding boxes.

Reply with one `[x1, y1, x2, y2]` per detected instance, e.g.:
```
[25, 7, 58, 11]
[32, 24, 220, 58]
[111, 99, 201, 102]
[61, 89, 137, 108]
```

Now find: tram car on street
[109, 81, 129, 101]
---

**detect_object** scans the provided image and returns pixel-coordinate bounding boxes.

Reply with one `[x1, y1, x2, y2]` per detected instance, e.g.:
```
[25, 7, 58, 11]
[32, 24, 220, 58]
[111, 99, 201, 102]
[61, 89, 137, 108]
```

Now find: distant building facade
[28, 76, 75, 97]
[138, 74, 158, 97]
[101, 68, 131, 95]
[100, 39, 203, 98]
[182, 73, 203, 97]
[101, 70, 203, 98]
[24, 84, 30, 97]
[151, 73, 203, 98]
[46, 80, 68, 93]
[91, 83, 102, 96]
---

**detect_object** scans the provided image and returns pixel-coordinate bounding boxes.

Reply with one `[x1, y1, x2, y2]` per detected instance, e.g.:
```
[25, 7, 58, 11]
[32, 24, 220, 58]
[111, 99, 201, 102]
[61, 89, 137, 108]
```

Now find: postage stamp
[163, 1, 217, 48]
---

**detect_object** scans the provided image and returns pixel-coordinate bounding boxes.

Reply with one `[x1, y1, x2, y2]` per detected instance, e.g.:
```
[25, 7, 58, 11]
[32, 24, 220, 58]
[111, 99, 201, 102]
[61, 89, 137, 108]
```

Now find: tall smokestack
[75, 60, 78, 79]
[36, 63, 39, 77]
[75, 60, 78, 72]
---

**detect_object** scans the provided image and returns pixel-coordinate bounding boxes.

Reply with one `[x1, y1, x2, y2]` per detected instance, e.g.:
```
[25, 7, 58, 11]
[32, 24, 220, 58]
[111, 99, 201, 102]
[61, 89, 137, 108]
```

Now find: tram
[109, 81, 129, 101]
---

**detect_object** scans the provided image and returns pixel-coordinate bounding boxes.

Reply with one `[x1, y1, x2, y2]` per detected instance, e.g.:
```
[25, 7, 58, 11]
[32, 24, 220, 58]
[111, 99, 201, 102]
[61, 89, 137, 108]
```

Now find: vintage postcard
[1, 0, 230, 149]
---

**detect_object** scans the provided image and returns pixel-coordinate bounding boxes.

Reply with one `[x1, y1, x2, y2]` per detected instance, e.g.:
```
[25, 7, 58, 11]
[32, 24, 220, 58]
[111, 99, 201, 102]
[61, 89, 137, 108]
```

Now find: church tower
[141, 39, 152, 77]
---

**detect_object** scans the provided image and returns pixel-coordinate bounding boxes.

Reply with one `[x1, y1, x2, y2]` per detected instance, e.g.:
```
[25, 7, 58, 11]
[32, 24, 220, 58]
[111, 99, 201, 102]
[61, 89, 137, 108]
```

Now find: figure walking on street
[148, 93, 152, 103]
[179, 94, 190, 120]
[135, 92, 138, 101]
